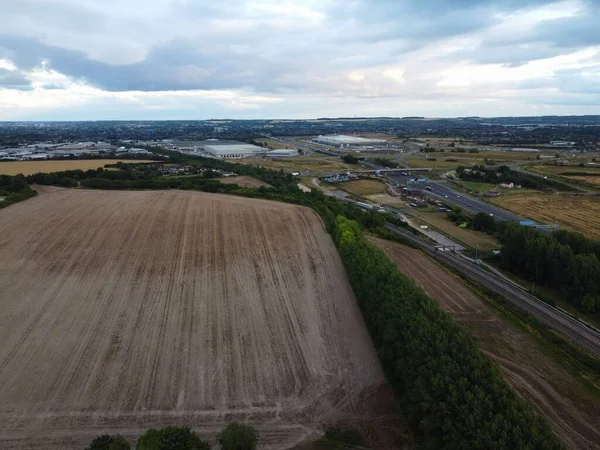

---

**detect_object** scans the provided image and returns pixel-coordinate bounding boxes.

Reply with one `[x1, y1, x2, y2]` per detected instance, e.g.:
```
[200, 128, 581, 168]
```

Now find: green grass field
[459, 181, 497, 192]
[336, 179, 387, 196]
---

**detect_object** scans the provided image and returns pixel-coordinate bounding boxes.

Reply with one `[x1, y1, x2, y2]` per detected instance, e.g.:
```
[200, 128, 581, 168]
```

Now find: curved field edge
[0, 189, 398, 449]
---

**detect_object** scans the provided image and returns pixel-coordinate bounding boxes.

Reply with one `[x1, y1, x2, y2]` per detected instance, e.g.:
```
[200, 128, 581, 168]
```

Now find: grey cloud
[0, 0, 598, 99]
[0, 68, 30, 89]
[530, 4, 600, 48]
[0, 36, 291, 92]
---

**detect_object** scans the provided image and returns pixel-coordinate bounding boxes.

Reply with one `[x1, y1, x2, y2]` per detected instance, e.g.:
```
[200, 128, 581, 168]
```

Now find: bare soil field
[365, 193, 407, 208]
[0, 189, 395, 449]
[0, 159, 155, 175]
[218, 175, 271, 189]
[490, 193, 600, 239]
[368, 236, 600, 449]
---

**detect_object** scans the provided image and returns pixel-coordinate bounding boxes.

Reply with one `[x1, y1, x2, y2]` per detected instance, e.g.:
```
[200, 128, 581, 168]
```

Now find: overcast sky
[0, 0, 599, 120]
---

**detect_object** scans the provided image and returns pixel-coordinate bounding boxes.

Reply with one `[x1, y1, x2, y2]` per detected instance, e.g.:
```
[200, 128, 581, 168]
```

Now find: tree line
[496, 223, 600, 313]
[332, 216, 562, 449]
[86, 422, 257, 450]
[457, 165, 579, 191]
[0, 174, 37, 209]
[457, 211, 600, 314]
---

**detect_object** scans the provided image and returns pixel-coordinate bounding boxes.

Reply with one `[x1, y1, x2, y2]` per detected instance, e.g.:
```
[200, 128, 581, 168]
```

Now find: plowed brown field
[369, 236, 600, 450]
[0, 189, 392, 449]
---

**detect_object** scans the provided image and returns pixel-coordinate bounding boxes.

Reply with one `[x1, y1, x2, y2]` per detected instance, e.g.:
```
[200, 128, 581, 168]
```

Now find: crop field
[566, 176, 600, 187]
[400, 157, 464, 169]
[241, 155, 355, 174]
[491, 193, 600, 239]
[528, 165, 600, 188]
[424, 151, 538, 161]
[530, 165, 600, 175]
[336, 179, 387, 196]
[0, 159, 155, 175]
[368, 236, 600, 449]
[0, 188, 391, 449]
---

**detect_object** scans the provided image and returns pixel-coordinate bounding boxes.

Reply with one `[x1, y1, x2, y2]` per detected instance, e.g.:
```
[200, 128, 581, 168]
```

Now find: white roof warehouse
[204, 144, 265, 159]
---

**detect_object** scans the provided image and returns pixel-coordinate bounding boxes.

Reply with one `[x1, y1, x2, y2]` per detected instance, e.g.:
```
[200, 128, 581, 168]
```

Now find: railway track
[385, 223, 600, 357]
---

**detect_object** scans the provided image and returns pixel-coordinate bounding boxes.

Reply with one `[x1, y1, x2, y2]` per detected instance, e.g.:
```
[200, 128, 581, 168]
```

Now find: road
[385, 223, 600, 357]
[385, 172, 522, 222]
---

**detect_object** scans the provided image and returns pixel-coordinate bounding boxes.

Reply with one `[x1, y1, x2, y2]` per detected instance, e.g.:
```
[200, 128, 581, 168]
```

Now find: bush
[86, 435, 130, 450]
[136, 427, 210, 450]
[218, 422, 259, 450]
[322, 427, 366, 446]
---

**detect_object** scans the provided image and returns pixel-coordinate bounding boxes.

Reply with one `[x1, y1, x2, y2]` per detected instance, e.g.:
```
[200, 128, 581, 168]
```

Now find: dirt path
[369, 236, 600, 450]
[0, 189, 397, 449]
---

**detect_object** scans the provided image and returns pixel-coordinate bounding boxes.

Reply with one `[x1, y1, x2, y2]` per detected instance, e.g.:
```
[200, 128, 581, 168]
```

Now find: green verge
[332, 216, 563, 449]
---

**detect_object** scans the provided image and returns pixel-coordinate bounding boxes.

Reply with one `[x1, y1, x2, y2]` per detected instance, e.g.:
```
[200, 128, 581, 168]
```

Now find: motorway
[385, 223, 600, 357]
[385, 172, 522, 222]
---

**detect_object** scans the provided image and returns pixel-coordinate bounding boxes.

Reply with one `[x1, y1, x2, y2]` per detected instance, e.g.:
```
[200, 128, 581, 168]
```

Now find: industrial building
[313, 135, 387, 147]
[266, 149, 298, 157]
[204, 144, 265, 159]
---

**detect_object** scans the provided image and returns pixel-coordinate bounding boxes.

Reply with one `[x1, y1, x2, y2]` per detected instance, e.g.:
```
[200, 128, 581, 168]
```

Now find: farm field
[530, 165, 600, 175]
[254, 138, 298, 149]
[336, 179, 386, 196]
[527, 165, 600, 188]
[400, 157, 463, 169]
[0, 189, 393, 449]
[218, 175, 271, 189]
[0, 159, 155, 175]
[368, 236, 600, 450]
[424, 151, 538, 161]
[240, 155, 355, 174]
[490, 193, 600, 239]
[566, 176, 600, 187]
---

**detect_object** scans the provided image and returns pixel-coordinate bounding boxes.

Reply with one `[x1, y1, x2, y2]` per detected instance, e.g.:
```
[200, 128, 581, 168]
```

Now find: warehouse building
[204, 144, 265, 159]
[313, 135, 387, 147]
[266, 149, 299, 157]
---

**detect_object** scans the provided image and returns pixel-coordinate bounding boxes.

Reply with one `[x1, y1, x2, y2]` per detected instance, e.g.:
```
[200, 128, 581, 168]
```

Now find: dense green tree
[471, 212, 496, 233]
[581, 295, 599, 313]
[218, 422, 258, 450]
[342, 154, 359, 164]
[86, 435, 131, 450]
[136, 427, 209, 450]
[496, 221, 600, 312]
